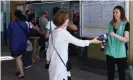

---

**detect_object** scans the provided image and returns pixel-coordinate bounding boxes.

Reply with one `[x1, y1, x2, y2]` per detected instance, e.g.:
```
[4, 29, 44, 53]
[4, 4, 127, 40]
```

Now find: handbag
[29, 29, 40, 37]
[29, 22, 40, 37]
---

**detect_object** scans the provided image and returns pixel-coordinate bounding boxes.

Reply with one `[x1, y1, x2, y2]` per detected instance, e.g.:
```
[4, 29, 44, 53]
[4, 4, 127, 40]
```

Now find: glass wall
[28, 1, 70, 21]
[1, 1, 10, 45]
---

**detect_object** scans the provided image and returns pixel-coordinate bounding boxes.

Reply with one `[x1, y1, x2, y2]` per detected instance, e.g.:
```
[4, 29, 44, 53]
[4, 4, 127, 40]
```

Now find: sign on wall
[80, 1, 126, 38]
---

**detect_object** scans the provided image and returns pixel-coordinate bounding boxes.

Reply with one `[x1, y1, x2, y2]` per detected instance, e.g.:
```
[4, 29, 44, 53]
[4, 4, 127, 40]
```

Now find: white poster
[80, 1, 125, 37]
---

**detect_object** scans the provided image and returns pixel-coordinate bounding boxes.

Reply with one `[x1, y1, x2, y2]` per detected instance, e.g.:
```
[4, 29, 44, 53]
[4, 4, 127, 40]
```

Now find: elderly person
[46, 10, 101, 80]
[45, 7, 77, 80]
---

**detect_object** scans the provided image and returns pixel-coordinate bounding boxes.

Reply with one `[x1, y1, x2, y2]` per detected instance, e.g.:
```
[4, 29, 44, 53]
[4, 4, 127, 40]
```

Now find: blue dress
[7, 19, 30, 57]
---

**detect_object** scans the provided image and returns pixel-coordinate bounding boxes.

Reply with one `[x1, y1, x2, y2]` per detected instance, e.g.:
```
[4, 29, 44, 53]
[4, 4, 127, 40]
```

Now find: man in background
[39, 11, 48, 35]
[38, 11, 49, 56]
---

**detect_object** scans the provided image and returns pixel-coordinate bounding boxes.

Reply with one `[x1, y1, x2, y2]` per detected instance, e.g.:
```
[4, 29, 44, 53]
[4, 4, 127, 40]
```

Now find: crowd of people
[7, 5, 130, 80]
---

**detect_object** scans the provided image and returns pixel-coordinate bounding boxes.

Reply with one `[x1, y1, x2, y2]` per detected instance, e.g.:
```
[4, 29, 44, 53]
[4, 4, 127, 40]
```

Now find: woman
[27, 13, 40, 34]
[106, 6, 130, 80]
[46, 10, 101, 80]
[45, 7, 78, 80]
[23, 14, 39, 69]
[7, 10, 30, 78]
[26, 13, 41, 64]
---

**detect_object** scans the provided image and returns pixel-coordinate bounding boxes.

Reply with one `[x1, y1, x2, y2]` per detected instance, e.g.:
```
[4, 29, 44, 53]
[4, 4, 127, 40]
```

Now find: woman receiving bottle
[106, 6, 130, 80]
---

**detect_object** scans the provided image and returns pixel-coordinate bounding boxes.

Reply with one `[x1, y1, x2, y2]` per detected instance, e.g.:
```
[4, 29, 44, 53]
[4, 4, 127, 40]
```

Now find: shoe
[23, 65, 31, 69]
[18, 75, 24, 79]
[36, 56, 40, 60]
[36, 60, 39, 63]
[18, 74, 24, 79]
[68, 76, 71, 80]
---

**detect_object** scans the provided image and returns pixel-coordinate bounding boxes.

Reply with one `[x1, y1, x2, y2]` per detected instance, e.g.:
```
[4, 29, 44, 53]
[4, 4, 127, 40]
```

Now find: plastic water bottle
[97, 33, 108, 52]
[100, 40, 106, 51]
[97, 33, 108, 41]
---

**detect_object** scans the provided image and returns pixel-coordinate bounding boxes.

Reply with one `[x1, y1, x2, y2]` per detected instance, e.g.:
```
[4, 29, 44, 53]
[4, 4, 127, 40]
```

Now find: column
[129, 1, 133, 64]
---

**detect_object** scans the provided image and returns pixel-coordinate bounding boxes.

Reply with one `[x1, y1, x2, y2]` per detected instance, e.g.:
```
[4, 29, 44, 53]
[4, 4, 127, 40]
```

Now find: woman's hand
[110, 32, 116, 37]
[109, 31, 129, 43]
[90, 37, 102, 44]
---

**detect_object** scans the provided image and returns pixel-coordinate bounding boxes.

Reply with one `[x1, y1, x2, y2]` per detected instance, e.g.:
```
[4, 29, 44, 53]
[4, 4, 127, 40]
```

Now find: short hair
[42, 11, 48, 16]
[110, 5, 127, 24]
[25, 10, 31, 14]
[14, 10, 23, 18]
[14, 10, 25, 20]
[53, 7, 60, 16]
[53, 10, 69, 27]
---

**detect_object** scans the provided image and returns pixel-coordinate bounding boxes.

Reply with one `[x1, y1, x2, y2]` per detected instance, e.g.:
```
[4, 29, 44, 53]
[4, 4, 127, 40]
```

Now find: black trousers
[106, 55, 127, 80]
[22, 51, 32, 67]
[63, 77, 71, 80]
[39, 34, 46, 50]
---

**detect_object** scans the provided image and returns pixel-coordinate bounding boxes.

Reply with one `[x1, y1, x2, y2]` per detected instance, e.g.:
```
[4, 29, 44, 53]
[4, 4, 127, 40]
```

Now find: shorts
[11, 50, 26, 57]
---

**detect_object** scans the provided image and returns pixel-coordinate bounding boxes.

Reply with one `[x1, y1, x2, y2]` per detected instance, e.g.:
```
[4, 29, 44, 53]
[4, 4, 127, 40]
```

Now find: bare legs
[15, 55, 24, 77]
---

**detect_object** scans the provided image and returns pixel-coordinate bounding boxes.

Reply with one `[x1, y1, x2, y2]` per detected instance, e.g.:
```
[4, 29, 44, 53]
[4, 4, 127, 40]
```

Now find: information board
[80, 1, 125, 37]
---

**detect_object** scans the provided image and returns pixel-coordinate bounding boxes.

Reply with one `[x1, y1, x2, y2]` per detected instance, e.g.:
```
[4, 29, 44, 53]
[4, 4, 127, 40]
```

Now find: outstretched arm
[65, 30, 101, 47]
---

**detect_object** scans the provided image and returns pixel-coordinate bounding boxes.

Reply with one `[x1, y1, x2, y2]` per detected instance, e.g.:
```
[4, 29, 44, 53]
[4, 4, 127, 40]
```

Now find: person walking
[7, 10, 30, 78]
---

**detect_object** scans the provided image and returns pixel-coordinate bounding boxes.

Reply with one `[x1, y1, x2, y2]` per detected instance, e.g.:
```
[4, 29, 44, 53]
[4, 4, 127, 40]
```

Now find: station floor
[1, 45, 132, 80]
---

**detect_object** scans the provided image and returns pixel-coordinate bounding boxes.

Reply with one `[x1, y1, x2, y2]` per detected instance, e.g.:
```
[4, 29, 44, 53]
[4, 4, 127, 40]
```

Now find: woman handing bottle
[46, 10, 101, 80]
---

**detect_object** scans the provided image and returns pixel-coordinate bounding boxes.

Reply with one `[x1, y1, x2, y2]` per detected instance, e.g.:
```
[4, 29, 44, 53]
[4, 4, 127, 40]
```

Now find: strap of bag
[51, 32, 67, 68]
[15, 21, 28, 37]
[49, 21, 52, 33]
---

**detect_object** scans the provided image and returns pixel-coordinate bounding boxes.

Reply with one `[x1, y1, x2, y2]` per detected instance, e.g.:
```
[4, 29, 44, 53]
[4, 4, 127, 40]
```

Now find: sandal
[18, 74, 24, 79]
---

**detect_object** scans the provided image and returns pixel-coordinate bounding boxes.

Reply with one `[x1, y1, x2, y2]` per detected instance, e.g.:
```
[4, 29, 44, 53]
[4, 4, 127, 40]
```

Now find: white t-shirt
[39, 17, 48, 34]
[25, 22, 33, 51]
[25, 21, 33, 28]
[46, 21, 56, 32]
